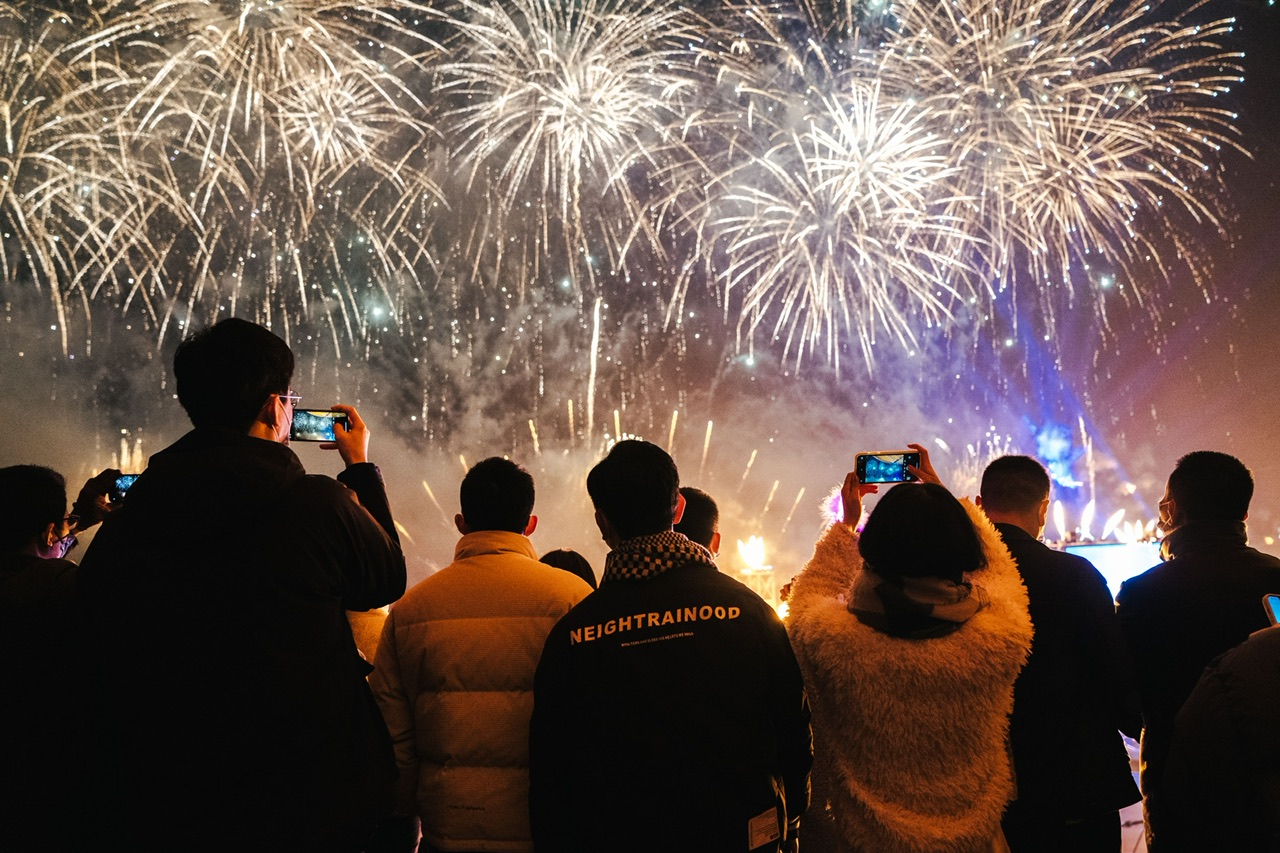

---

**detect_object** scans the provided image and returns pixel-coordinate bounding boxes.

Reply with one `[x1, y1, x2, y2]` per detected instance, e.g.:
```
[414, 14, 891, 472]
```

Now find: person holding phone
[785, 448, 1032, 852]
[0, 464, 117, 851]
[78, 318, 406, 852]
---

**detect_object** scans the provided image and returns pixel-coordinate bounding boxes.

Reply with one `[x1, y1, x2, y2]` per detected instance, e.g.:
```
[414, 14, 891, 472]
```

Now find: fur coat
[787, 500, 1032, 852]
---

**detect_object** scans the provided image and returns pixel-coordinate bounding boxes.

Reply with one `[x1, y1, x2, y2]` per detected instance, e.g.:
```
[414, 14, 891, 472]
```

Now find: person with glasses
[78, 317, 407, 852]
[0, 464, 118, 851]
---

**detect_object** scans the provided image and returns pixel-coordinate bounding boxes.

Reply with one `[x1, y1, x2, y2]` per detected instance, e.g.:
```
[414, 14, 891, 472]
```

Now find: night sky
[1, 0, 1279, 574]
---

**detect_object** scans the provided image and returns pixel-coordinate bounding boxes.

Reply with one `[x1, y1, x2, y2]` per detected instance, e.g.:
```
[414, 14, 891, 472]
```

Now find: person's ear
[524, 515, 538, 537]
[43, 521, 59, 548]
[594, 509, 616, 548]
[710, 530, 721, 558]
[259, 395, 282, 428]
[250, 394, 289, 442]
[975, 495, 984, 509]
[454, 513, 470, 536]
[673, 492, 686, 526]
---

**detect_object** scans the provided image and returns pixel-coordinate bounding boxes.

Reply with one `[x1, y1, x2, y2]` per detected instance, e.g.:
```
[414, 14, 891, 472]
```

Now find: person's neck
[985, 510, 1041, 539]
[246, 422, 282, 443]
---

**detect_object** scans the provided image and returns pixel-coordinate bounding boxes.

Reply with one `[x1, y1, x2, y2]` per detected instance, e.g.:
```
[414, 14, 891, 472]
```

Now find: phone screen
[1265, 594, 1280, 627]
[290, 409, 349, 442]
[112, 473, 140, 502]
[856, 451, 922, 485]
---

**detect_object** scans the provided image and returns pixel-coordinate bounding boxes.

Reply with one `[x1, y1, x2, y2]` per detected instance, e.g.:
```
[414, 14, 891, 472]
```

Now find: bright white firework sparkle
[0, 0, 1247, 366]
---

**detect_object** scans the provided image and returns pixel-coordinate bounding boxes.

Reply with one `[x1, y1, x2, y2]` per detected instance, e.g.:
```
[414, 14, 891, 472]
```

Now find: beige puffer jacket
[371, 530, 592, 852]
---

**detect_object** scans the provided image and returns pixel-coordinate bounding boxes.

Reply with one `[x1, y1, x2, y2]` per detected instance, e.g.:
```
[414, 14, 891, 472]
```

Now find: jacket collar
[993, 522, 1040, 546]
[453, 529, 538, 562]
[1161, 519, 1248, 561]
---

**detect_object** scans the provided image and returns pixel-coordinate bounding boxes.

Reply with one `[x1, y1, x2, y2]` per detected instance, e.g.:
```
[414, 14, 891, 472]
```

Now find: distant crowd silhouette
[3, 318, 1278, 853]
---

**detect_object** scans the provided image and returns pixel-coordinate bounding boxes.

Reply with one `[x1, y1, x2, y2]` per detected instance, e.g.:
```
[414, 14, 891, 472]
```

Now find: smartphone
[112, 473, 140, 502]
[1265, 593, 1280, 627]
[855, 450, 922, 485]
[290, 409, 349, 442]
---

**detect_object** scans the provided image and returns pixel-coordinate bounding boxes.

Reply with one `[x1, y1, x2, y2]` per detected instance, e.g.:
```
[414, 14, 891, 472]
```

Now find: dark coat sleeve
[768, 617, 813, 828]
[1079, 563, 1143, 739]
[528, 624, 574, 852]
[1160, 632, 1280, 853]
[287, 471, 405, 612]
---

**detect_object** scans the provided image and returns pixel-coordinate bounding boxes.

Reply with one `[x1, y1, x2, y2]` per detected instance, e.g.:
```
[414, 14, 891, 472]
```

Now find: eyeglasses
[278, 391, 301, 406]
[64, 514, 80, 529]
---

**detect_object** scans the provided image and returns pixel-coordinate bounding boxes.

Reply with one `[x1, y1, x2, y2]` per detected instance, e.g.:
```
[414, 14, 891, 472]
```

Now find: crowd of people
[3, 316, 1279, 853]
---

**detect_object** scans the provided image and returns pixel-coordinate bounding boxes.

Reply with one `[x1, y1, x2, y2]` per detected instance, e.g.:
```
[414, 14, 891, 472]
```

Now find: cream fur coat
[787, 500, 1032, 852]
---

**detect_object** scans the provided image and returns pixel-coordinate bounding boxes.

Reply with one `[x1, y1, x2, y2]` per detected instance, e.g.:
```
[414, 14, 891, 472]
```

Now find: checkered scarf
[602, 530, 718, 582]
[848, 566, 989, 639]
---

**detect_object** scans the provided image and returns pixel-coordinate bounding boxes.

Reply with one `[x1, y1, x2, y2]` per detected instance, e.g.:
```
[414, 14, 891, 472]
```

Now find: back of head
[979, 455, 1051, 514]
[859, 482, 987, 583]
[460, 457, 535, 534]
[0, 465, 66, 553]
[1168, 451, 1253, 523]
[674, 487, 719, 550]
[540, 548, 597, 589]
[173, 318, 294, 431]
[586, 440, 679, 542]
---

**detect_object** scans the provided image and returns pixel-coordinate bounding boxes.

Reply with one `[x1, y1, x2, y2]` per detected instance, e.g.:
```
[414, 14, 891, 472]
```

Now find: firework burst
[0, 2, 163, 353]
[880, 0, 1244, 339]
[432, 0, 710, 296]
[0, 0, 1250, 376]
[693, 72, 973, 368]
[94, 0, 445, 347]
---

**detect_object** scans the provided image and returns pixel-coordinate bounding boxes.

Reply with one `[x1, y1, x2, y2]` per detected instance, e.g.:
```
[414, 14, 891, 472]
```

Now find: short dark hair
[540, 548, 597, 589]
[674, 487, 719, 550]
[460, 457, 535, 534]
[173, 318, 294, 431]
[586, 440, 679, 542]
[0, 465, 66, 553]
[859, 483, 987, 583]
[979, 455, 1051, 514]
[1168, 451, 1253, 522]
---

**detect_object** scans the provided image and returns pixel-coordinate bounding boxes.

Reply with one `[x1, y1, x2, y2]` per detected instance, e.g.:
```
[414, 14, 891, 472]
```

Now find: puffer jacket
[787, 500, 1032, 853]
[371, 530, 592, 852]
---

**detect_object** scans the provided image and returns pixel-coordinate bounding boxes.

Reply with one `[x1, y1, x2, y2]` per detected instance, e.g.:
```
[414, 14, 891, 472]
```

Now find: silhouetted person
[978, 455, 1140, 852]
[1162, 614, 1280, 845]
[540, 547, 597, 589]
[530, 440, 811, 852]
[0, 465, 114, 852]
[1117, 450, 1280, 851]
[79, 317, 406, 851]
[1161, 622, 1280, 851]
[674, 485, 721, 558]
[372, 458, 591, 853]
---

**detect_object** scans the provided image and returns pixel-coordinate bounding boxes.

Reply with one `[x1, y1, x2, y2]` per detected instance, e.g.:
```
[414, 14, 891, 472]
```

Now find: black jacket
[994, 524, 1140, 820]
[0, 554, 83, 852]
[78, 427, 406, 851]
[1161, 624, 1280, 852]
[529, 559, 812, 853]
[1116, 520, 1280, 827]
